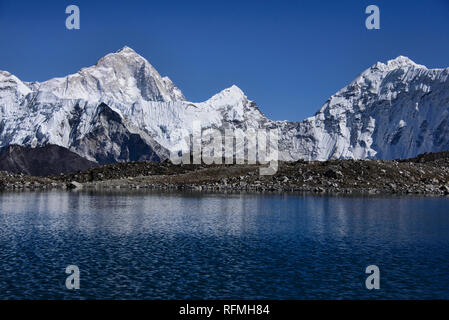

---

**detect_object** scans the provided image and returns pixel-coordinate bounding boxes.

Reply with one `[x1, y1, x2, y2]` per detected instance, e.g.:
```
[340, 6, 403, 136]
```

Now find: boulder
[67, 181, 83, 190]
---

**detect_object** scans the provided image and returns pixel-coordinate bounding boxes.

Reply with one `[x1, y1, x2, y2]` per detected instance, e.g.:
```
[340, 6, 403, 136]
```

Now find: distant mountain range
[0, 46, 448, 173]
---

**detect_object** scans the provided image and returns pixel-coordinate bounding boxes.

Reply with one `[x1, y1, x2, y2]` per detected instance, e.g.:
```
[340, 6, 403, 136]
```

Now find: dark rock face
[0, 144, 98, 176]
[0, 102, 171, 176]
[72, 103, 169, 164]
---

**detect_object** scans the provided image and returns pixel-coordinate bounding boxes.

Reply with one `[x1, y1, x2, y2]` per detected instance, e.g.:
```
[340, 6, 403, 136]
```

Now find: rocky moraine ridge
[1, 151, 449, 195]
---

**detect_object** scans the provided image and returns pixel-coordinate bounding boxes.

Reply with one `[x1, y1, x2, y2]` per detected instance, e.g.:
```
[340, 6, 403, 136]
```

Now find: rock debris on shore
[1, 152, 449, 196]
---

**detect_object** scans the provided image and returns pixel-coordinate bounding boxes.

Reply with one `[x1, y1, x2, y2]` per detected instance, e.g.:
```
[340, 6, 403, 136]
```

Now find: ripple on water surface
[1, 191, 449, 299]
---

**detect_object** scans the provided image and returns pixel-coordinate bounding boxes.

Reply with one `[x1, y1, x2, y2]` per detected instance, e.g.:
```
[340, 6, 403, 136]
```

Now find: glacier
[0, 46, 448, 163]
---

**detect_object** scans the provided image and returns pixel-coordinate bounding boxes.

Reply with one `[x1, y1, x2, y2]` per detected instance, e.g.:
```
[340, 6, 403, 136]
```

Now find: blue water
[0, 191, 449, 300]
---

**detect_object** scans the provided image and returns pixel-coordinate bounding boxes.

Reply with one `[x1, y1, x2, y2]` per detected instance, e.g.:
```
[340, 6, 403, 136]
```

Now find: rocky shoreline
[1, 151, 449, 196]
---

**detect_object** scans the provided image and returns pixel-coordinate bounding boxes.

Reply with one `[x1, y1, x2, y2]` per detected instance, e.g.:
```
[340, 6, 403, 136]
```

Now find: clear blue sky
[0, 0, 448, 121]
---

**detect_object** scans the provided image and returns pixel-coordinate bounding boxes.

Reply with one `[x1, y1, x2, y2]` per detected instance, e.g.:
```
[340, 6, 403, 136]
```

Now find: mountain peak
[96, 46, 145, 67]
[225, 85, 245, 96]
[386, 55, 423, 68]
[35, 46, 186, 103]
[116, 46, 136, 54]
[367, 56, 426, 75]
[207, 85, 247, 102]
[373, 56, 426, 71]
[389, 55, 414, 63]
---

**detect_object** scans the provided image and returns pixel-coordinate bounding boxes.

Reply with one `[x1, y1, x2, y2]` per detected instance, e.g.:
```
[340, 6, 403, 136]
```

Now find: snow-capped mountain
[286, 56, 449, 160]
[0, 46, 448, 163]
